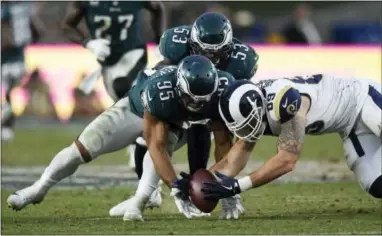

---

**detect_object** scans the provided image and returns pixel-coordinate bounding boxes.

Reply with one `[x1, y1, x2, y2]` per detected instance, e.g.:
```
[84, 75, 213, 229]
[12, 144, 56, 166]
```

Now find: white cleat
[144, 187, 162, 209]
[109, 187, 162, 217]
[7, 185, 46, 211]
[1, 127, 14, 143]
[122, 196, 145, 221]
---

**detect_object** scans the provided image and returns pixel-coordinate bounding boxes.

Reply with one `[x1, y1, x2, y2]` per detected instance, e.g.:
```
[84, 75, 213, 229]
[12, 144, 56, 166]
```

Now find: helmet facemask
[190, 24, 233, 65]
[176, 64, 219, 112]
[220, 87, 266, 142]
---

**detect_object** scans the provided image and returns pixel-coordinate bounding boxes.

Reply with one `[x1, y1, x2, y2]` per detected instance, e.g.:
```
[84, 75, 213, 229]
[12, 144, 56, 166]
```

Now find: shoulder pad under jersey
[159, 25, 192, 64]
[265, 79, 302, 124]
[141, 71, 180, 122]
[225, 38, 259, 80]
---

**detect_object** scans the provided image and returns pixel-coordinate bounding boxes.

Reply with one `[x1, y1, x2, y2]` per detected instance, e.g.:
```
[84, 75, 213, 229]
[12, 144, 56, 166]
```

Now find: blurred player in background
[61, 0, 166, 178]
[1, 1, 45, 142]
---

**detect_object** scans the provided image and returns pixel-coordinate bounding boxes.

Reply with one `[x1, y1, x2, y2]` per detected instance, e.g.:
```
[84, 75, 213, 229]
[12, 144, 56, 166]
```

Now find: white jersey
[258, 74, 370, 137]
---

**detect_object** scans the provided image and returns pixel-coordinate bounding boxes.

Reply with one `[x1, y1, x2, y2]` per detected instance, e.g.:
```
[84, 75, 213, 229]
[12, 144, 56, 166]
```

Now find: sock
[135, 151, 160, 202]
[35, 143, 84, 191]
[127, 144, 136, 167]
[134, 137, 148, 179]
[187, 124, 211, 175]
[369, 175, 382, 198]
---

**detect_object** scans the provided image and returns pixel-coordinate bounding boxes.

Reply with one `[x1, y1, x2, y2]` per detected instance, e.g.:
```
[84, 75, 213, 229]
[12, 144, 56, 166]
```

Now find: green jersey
[80, 1, 147, 66]
[129, 66, 235, 127]
[159, 25, 259, 80]
[1, 2, 33, 63]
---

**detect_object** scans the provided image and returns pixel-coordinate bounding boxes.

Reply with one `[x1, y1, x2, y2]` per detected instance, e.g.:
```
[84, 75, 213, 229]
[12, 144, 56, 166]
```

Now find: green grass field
[2, 127, 381, 235]
[2, 182, 381, 235]
[2, 127, 344, 166]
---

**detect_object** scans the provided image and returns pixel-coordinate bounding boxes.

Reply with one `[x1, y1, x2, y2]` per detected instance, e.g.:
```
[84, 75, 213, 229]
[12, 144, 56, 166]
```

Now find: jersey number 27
[94, 14, 134, 41]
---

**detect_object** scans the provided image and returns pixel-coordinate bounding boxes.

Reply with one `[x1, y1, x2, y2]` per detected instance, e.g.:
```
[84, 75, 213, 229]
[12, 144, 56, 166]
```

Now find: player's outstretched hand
[202, 171, 241, 200]
[172, 171, 190, 196]
[219, 195, 244, 220]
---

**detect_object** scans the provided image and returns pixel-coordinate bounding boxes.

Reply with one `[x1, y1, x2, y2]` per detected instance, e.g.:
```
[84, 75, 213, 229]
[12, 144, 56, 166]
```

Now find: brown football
[189, 169, 219, 213]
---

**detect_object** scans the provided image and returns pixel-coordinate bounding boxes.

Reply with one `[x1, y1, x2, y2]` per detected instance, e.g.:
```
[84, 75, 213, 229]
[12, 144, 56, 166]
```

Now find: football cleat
[144, 187, 162, 209]
[122, 196, 145, 221]
[109, 187, 162, 217]
[7, 185, 46, 211]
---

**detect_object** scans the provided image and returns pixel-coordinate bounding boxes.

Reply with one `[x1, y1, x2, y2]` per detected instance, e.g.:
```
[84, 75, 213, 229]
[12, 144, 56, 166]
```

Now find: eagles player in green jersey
[112, 55, 241, 221]
[7, 55, 240, 221]
[132, 12, 259, 200]
[62, 1, 166, 99]
[1, 1, 45, 142]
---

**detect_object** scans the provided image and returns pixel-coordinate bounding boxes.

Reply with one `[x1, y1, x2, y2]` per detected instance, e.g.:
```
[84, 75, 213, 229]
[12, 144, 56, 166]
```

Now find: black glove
[170, 172, 191, 200]
[201, 171, 241, 200]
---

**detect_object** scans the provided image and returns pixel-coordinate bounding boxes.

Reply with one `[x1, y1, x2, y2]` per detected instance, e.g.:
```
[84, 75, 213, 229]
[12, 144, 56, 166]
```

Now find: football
[189, 169, 219, 213]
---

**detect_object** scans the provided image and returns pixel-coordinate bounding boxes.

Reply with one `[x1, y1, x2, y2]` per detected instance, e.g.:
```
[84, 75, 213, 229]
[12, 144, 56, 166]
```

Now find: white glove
[170, 188, 210, 219]
[85, 38, 111, 62]
[170, 188, 192, 219]
[219, 194, 245, 220]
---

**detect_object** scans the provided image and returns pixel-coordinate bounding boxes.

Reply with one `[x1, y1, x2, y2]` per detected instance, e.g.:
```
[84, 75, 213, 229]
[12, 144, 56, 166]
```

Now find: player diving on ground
[198, 75, 382, 213]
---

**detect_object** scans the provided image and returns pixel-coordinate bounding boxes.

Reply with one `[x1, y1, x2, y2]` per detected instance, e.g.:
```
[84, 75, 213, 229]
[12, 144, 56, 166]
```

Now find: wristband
[81, 37, 91, 47]
[238, 176, 253, 192]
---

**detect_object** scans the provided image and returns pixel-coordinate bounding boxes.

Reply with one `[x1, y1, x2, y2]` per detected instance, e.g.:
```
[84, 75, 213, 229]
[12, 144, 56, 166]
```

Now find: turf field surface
[2, 182, 381, 235]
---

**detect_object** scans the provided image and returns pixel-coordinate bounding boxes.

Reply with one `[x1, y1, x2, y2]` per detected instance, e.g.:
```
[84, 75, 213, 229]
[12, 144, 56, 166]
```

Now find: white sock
[135, 152, 160, 201]
[35, 143, 84, 191]
[127, 144, 136, 167]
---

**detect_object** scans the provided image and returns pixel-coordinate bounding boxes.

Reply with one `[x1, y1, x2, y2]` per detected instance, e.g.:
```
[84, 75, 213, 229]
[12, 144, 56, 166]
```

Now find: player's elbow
[279, 152, 298, 173]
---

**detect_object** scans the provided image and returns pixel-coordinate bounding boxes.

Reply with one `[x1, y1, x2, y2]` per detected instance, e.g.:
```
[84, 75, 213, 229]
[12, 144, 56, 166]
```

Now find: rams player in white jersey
[199, 74, 381, 216]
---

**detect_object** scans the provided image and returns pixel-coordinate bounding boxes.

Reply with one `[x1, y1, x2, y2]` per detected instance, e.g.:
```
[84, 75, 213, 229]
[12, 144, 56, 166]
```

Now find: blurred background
[1, 1, 381, 124]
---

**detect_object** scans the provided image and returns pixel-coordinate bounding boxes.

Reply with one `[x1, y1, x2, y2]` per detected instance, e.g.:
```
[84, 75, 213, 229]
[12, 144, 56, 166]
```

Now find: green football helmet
[176, 55, 219, 112]
[190, 12, 234, 64]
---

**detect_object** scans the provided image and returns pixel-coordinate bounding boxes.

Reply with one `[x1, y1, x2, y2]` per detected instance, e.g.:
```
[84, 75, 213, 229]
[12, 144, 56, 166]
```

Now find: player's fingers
[237, 203, 245, 213]
[99, 39, 111, 45]
[203, 193, 218, 201]
[233, 209, 239, 219]
[214, 171, 228, 180]
[183, 203, 192, 219]
[226, 210, 232, 220]
[174, 199, 183, 213]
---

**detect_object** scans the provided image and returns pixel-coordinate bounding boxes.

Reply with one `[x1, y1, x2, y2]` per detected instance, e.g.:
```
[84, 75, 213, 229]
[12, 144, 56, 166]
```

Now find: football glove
[84, 38, 111, 62]
[219, 195, 244, 220]
[202, 171, 241, 200]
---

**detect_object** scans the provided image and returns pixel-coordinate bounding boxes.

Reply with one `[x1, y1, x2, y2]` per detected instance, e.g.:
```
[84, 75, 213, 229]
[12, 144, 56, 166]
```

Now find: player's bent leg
[77, 96, 143, 157]
[7, 97, 143, 211]
[187, 124, 211, 174]
[343, 132, 382, 198]
[117, 130, 186, 220]
[7, 143, 84, 211]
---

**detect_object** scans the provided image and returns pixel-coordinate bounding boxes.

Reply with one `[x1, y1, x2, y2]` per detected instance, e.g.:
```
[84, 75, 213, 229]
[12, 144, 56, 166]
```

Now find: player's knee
[368, 175, 382, 198]
[74, 139, 93, 163]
